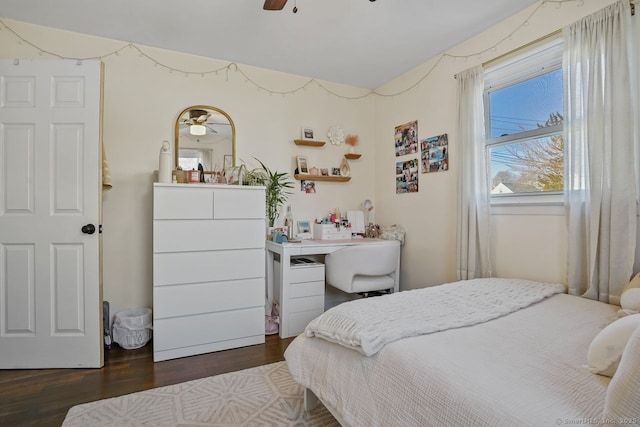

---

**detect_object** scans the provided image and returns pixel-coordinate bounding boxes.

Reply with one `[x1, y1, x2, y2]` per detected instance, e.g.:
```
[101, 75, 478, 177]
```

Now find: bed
[284, 278, 636, 427]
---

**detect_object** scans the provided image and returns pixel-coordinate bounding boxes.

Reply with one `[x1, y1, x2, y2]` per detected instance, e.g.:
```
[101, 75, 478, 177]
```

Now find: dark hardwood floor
[0, 335, 294, 427]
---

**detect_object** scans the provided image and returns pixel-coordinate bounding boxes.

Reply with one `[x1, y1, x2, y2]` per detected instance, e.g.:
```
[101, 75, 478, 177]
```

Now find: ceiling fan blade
[263, 0, 287, 10]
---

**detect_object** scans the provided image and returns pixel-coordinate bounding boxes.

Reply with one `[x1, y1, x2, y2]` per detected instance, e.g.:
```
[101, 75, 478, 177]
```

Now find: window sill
[490, 192, 564, 215]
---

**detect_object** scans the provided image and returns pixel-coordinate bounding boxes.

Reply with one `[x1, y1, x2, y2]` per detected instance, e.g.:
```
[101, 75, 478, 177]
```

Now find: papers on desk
[347, 210, 365, 234]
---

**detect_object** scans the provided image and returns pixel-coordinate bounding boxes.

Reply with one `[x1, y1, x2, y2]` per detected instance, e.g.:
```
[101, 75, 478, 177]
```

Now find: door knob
[81, 224, 96, 235]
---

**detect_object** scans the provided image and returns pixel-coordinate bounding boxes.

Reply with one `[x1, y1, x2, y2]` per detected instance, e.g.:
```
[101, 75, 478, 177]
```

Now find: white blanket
[287, 293, 618, 427]
[305, 277, 565, 356]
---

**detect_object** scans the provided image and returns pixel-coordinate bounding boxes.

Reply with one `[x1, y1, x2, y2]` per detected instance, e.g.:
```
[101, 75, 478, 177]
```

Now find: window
[484, 38, 563, 199]
[178, 149, 202, 171]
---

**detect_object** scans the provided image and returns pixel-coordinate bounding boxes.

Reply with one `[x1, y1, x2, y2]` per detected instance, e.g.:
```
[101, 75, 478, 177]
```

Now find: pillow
[621, 272, 640, 311]
[602, 324, 640, 420]
[587, 313, 640, 377]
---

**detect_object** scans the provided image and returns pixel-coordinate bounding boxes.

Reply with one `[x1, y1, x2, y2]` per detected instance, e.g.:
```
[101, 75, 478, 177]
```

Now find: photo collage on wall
[394, 120, 419, 193]
[396, 159, 419, 194]
[394, 120, 418, 157]
[394, 121, 449, 193]
[301, 180, 316, 193]
[420, 133, 448, 173]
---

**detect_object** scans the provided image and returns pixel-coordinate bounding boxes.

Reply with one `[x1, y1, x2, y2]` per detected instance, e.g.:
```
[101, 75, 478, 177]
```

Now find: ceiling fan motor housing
[189, 109, 209, 120]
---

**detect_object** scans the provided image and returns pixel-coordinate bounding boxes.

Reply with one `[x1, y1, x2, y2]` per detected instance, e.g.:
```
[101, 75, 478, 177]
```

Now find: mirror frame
[174, 105, 236, 171]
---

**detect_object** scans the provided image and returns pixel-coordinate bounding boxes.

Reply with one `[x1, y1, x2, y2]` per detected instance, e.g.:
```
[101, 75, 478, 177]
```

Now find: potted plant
[227, 160, 262, 186]
[253, 158, 294, 229]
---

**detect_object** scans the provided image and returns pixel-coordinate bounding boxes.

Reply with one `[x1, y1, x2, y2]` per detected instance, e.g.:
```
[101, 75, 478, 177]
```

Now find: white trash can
[112, 308, 152, 349]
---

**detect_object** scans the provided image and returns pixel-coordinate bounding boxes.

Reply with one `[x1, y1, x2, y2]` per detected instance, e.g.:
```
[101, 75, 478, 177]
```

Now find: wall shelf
[294, 174, 351, 182]
[294, 139, 326, 147]
[344, 153, 361, 160]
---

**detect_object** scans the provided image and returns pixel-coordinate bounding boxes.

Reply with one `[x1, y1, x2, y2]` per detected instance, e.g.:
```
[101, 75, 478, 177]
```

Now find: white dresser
[153, 183, 266, 362]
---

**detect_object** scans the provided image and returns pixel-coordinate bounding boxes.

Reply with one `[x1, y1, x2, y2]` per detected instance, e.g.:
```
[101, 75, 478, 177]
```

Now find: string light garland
[0, 0, 587, 100]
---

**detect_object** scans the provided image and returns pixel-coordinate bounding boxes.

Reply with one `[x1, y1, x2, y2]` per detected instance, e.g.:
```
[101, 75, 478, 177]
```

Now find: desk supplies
[272, 231, 288, 243]
[313, 223, 352, 240]
[284, 205, 294, 240]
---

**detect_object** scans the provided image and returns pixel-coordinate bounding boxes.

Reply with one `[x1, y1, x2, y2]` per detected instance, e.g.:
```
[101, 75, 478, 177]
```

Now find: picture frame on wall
[394, 120, 419, 157]
[297, 156, 309, 174]
[301, 180, 316, 193]
[396, 158, 419, 193]
[301, 126, 315, 141]
[420, 133, 449, 173]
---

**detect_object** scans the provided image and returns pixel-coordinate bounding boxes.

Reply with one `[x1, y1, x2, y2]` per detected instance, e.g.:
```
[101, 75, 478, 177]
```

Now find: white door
[0, 59, 102, 368]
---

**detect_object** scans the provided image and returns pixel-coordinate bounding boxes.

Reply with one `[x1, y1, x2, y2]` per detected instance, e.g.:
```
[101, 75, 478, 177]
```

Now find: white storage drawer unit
[153, 183, 266, 362]
[274, 257, 325, 338]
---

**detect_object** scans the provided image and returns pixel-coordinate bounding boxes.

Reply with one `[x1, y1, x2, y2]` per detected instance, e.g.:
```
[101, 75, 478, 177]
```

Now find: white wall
[0, 0, 626, 309]
[0, 20, 375, 309]
[373, 0, 618, 290]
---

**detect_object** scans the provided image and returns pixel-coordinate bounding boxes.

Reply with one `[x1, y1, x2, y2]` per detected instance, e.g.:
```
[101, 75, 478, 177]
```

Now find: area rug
[62, 361, 338, 426]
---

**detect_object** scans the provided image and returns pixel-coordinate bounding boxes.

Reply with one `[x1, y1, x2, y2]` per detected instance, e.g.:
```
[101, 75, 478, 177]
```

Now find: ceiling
[0, 0, 539, 89]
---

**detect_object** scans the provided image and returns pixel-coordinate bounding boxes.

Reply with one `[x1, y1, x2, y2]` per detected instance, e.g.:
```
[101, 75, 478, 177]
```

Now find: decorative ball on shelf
[328, 126, 345, 145]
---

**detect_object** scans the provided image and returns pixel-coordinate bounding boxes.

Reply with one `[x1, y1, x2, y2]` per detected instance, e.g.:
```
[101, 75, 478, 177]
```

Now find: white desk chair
[325, 243, 400, 296]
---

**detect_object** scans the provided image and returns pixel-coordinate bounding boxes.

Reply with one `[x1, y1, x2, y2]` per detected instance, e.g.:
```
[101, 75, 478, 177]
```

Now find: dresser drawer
[290, 280, 324, 299]
[214, 188, 265, 219]
[289, 295, 324, 313]
[154, 219, 265, 253]
[154, 307, 264, 352]
[154, 248, 264, 286]
[288, 309, 323, 336]
[290, 265, 324, 283]
[154, 187, 213, 219]
[154, 278, 264, 319]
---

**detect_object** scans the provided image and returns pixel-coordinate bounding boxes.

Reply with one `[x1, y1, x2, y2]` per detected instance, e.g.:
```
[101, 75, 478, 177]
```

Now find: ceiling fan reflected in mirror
[263, 0, 375, 12]
[182, 109, 211, 135]
[263, 0, 288, 10]
[181, 109, 234, 136]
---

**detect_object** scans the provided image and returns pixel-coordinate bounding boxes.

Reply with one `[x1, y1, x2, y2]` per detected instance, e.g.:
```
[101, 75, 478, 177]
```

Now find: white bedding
[305, 278, 565, 356]
[286, 293, 619, 427]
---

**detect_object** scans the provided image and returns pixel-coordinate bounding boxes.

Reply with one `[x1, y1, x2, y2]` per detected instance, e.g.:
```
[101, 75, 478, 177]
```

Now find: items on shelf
[158, 140, 172, 183]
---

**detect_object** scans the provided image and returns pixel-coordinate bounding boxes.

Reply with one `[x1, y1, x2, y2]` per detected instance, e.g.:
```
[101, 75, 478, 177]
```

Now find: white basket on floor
[112, 308, 152, 349]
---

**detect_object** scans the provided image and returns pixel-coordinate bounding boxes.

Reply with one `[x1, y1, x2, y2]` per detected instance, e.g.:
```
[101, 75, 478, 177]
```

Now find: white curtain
[564, 1, 639, 304]
[456, 65, 491, 280]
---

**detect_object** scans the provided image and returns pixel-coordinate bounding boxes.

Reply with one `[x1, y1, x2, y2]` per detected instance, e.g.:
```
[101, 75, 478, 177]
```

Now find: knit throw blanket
[305, 278, 565, 356]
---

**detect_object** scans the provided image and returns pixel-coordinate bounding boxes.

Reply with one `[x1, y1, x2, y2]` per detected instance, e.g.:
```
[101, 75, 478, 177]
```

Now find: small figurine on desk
[198, 163, 205, 183]
[365, 223, 380, 238]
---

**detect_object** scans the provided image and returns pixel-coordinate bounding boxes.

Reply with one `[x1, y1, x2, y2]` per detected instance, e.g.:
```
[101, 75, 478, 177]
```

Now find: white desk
[266, 238, 401, 338]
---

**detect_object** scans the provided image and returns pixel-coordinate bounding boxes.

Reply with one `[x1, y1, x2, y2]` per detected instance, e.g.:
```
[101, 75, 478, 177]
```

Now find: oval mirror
[174, 105, 235, 173]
